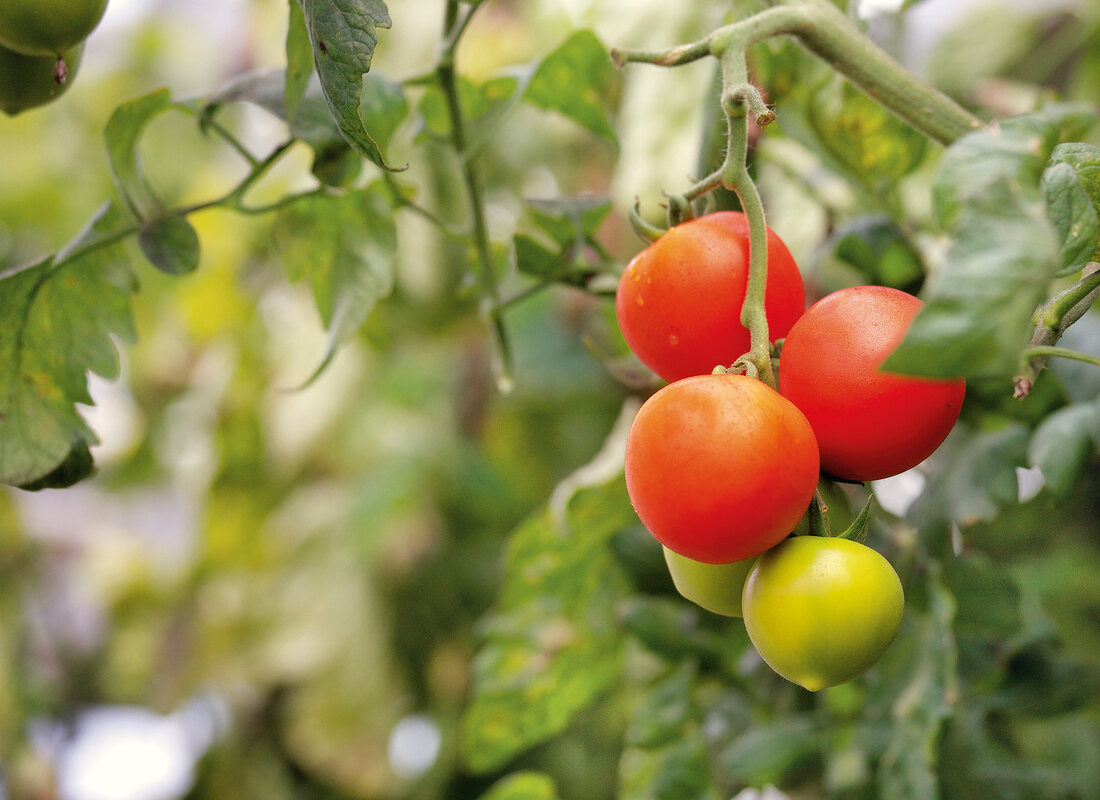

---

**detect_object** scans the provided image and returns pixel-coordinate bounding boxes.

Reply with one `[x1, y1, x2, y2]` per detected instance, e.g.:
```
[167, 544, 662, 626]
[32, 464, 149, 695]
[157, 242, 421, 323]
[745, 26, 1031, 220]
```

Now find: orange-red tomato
[778, 286, 965, 482]
[625, 373, 819, 564]
[616, 211, 805, 383]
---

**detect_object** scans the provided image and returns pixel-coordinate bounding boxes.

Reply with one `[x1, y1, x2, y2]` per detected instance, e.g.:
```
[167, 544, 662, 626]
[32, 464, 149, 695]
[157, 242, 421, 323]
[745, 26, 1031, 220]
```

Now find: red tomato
[778, 286, 965, 482]
[616, 211, 805, 383]
[625, 374, 819, 564]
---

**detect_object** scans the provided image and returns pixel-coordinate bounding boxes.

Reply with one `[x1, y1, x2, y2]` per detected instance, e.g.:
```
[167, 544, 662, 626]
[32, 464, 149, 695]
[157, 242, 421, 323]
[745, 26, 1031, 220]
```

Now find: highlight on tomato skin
[624, 373, 819, 565]
[615, 211, 805, 383]
[777, 285, 966, 482]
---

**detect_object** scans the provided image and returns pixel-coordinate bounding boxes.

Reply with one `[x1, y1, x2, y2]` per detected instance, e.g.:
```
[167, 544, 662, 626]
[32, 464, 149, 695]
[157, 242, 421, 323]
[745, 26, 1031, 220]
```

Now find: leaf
[942, 551, 1023, 640]
[826, 216, 924, 291]
[514, 235, 563, 280]
[296, 0, 396, 169]
[810, 77, 927, 186]
[528, 196, 612, 250]
[1027, 401, 1099, 499]
[137, 216, 201, 275]
[477, 773, 563, 800]
[523, 31, 617, 143]
[619, 596, 746, 668]
[285, 0, 313, 126]
[716, 716, 820, 788]
[15, 440, 94, 491]
[625, 663, 698, 750]
[1040, 161, 1100, 276]
[105, 89, 174, 220]
[272, 184, 397, 383]
[416, 74, 519, 141]
[910, 424, 1030, 530]
[877, 566, 958, 800]
[461, 476, 634, 773]
[0, 205, 136, 487]
[1047, 142, 1100, 264]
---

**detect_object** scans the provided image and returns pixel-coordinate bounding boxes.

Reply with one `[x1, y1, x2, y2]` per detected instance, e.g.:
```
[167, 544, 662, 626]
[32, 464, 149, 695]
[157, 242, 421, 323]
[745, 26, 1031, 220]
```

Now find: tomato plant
[625, 373, 819, 563]
[663, 546, 756, 617]
[778, 285, 966, 481]
[0, 0, 107, 57]
[615, 211, 805, 382]
[741, 536, 905, 691]
[0, 41, 81, 116]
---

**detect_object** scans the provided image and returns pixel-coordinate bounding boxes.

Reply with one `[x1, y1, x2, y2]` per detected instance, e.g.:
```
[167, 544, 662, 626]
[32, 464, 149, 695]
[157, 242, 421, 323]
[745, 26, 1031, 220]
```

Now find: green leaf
[910, 424, 1030, 530]
[461, 476, 634, 773]
[625, 663, 698, 750]
[1027, 401, 1099, 499]
[476, 772, 563, 800]
[827, 216, 924, 291]
[716, 716, 820, 788]
[1041, 161, 1100, 276]
[0, 205, 136, 487]
[514, 235, 563, 280]
[285, 0, 313, 126]
[810, 78, 927, 186]
[619, 596, 745, 668]
[416, 75, 519, 140]
[15, 440, 94, 491]
[528, 196, 612, 250]
[296, 0, 395, 169]
[105, 89, 174, 220]
[877, 566, 958, 800]
[1048, 142, 1100, 264]
[943, 551, 1023, 640]
[273, 184, 396, 383]
[523, 31, 616, 143]
[137, 216, 200, 275]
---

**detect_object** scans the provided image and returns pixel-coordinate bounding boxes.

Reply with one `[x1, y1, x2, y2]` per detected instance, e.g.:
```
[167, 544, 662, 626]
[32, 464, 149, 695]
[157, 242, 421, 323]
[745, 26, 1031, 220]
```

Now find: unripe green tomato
[0, 41, 82, 117]
[742, 536, 904, 691]
[663, 547, 755, 617]
[0, 0, 108, 57]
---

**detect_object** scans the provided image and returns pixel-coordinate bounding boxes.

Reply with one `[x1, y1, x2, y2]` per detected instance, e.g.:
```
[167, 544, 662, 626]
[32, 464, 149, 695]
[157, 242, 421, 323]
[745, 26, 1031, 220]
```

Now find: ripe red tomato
[616, 211, 805, 383]
[625, 373, 819, 564]
[778, 286, 965, 482]
[741, 536, 904, 691]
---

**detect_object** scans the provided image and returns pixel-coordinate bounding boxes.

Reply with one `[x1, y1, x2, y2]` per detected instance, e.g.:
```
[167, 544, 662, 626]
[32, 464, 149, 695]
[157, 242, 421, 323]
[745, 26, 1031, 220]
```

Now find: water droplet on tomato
[635, 297, 644, 307]
[668, 334, 679, 346]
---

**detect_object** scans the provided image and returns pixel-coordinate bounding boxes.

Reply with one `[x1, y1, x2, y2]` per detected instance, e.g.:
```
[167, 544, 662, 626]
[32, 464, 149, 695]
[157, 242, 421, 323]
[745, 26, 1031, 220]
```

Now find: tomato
[663, 547, 756, 617]
[0, 0, 108, 57]
[616, 211, 805, 383]
[625, 373, 819, 564]
[0, 41, 82, 117]
[777, 286, 965, 482]
[741, 536, 904, 691]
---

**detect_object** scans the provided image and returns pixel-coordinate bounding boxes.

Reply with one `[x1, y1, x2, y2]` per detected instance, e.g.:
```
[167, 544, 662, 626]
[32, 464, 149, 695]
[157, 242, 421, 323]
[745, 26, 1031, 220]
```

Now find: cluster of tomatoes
[0, 0, 109, 116]
[616, 211, 965, 691]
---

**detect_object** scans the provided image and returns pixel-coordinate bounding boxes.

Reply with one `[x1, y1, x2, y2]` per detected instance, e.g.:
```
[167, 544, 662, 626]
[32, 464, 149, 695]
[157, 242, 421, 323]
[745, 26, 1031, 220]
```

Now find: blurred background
[1, 0, 1099, 798]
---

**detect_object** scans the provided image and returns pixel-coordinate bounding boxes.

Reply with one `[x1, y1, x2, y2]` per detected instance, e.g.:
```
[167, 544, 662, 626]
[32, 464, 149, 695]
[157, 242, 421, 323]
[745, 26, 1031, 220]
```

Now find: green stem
[438, 0, 512, 391]
[1018, 346, 1100, 369]
[614, 3, 981, 146]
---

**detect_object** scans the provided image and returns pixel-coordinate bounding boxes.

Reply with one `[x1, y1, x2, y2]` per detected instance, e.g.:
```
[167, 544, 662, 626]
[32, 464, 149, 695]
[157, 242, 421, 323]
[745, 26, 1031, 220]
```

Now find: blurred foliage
[1, 1, 1100, 800]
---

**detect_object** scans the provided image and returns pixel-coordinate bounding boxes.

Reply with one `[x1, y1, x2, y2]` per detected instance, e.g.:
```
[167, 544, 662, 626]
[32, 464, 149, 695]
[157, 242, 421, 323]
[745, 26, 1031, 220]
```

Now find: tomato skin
[0, 0, 108, 57]
[616, 211, 805, 383]
[778, 286, 965, 482]
[625, 373, 819, 564]
[663, 547, 755, 617]
[742, 536, 904, 691]
[0, 41, 82, 117]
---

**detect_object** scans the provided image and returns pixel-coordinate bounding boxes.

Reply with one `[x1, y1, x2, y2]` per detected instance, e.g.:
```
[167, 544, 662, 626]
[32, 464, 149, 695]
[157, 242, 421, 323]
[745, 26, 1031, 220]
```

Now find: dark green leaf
[1040, 162, 1100, 276]
[620, 735, 718, 800]
[620, 596, 745, 668]
[625, 663, 697, 750]
[528, 196, 612, 250]
[0, 205, 136, 486]
[523, 31, 616, 143]
[910, 424, 1029, 530]
[810, 78, 927, 186]
[514, 235, 563, 280]
[15, 440, 94, 491]
[137, 216, 200, 275]
[105, 89, 173, 220]
[476, 772, 562, 800]
[827, 216, 924, 291]
[877, 567, 957, 800]
[297, 0, 395, 169]
[285, 0, 313, 125]
[1027, 401, 1099, 499]
[272, 184, 397, 383]
[1048, 142, 1100, 263]
[716, 716, 820, 787]
[943, 551, 1023, 639]
[461, 477, 634, 773]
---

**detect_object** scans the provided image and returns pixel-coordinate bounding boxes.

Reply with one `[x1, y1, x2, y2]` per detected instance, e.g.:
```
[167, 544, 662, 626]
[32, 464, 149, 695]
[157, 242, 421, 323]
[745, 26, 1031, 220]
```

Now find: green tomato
[742, 536, 903, 691]
[0, 0, 108, 57]
[0, 41, 82, 117]
[663, 547, 755, 617]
